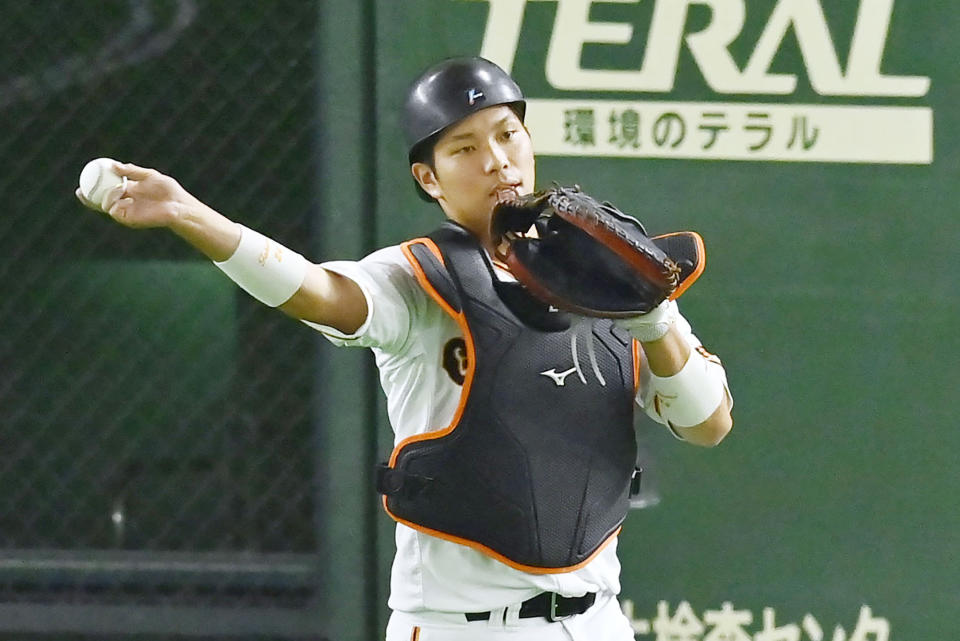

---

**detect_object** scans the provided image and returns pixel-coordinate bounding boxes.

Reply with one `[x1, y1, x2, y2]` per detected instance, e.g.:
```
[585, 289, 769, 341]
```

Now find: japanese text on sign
[621, 600, 890, 641]
[529, 100, 931, 164]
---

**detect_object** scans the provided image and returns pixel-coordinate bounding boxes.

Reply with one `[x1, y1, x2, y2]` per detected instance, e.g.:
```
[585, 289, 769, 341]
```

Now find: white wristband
[214, 225, 308, 307]
[648, 348, 725, 429]
[614, 299, 678, 342]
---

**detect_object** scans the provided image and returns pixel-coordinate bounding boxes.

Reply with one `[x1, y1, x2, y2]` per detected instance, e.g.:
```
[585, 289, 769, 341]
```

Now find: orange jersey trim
[392, 238, 476, 466]
[390, 236, 624, 574]
[632, 339, 643, 397]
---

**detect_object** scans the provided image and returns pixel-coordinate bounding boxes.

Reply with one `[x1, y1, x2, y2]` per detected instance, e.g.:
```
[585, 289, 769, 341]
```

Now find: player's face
[413, 105, 535, 243]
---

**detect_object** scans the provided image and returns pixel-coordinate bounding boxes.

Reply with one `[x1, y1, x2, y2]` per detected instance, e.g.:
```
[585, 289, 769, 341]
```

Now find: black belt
[465, 591, 597, 623]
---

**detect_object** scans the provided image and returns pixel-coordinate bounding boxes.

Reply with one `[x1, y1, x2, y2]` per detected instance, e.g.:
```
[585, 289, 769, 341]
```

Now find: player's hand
[75, 162, 201, 230]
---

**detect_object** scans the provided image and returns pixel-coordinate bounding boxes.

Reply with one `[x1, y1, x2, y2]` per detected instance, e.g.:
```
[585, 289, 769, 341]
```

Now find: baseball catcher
[76, 56, 732, 641]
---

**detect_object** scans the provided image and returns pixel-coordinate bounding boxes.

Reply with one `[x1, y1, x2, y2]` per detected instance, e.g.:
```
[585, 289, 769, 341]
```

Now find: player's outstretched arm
[75, 161, 368, 334]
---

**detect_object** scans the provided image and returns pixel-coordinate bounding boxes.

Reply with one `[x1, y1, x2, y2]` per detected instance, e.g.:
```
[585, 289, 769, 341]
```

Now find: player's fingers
[113, 162, 154, 181]
[100, 181, 129, 212]
[107, 197, 135, 222]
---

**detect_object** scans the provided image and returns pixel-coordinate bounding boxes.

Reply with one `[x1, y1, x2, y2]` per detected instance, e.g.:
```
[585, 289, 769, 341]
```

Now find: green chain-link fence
[0, 1, 335, 637]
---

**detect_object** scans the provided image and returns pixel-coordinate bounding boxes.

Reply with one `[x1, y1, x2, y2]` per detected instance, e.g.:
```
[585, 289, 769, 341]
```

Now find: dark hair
[409, 134, 438, 169]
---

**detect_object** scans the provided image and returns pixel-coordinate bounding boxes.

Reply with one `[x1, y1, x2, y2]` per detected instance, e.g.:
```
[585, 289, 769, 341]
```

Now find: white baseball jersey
[303, 244, 731, 615]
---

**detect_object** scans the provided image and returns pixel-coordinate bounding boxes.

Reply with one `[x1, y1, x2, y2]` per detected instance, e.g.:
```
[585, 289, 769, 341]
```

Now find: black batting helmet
[403, 56, 526, 166]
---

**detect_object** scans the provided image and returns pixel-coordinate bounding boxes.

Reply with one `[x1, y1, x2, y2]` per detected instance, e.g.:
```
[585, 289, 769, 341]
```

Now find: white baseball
[78, 158, 124, 212]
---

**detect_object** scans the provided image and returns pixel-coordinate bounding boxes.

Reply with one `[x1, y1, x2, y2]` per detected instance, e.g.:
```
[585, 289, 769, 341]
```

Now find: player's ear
[411, 162, 443, 200]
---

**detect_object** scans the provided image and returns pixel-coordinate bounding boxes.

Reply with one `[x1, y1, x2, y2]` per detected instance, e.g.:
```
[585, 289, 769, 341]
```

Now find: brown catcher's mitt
[491, 185, 704, 318]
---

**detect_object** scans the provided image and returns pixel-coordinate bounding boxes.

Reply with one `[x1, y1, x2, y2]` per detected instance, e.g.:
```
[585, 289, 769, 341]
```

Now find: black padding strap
[407, 241, 461, 313]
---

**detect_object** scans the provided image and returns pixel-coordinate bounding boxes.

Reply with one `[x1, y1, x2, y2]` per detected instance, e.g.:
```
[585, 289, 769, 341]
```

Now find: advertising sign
[476, 0, 932, 163]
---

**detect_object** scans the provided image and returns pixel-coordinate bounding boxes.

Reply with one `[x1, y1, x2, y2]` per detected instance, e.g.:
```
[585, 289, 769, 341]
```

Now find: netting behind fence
[0, 0, 324, 619]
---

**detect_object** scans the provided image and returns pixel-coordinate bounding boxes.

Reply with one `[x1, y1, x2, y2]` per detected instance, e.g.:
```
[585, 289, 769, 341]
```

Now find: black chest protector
[377, 223, 639, 572]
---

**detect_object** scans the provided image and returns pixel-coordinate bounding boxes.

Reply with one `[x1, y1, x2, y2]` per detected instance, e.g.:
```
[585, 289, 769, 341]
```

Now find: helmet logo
[466, 88, 485, 106]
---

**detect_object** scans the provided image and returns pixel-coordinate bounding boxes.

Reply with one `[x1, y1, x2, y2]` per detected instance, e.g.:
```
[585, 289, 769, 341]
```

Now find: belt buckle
[547, 592, 573, 622]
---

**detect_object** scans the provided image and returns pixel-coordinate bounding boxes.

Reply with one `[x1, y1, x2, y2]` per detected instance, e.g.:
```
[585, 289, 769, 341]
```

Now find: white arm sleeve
[635, 309, 733, 434]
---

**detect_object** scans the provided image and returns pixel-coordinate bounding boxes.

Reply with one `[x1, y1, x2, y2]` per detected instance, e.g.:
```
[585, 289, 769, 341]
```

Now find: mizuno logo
[467, 88, 485, 105]
[540, 367, 578, 386]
